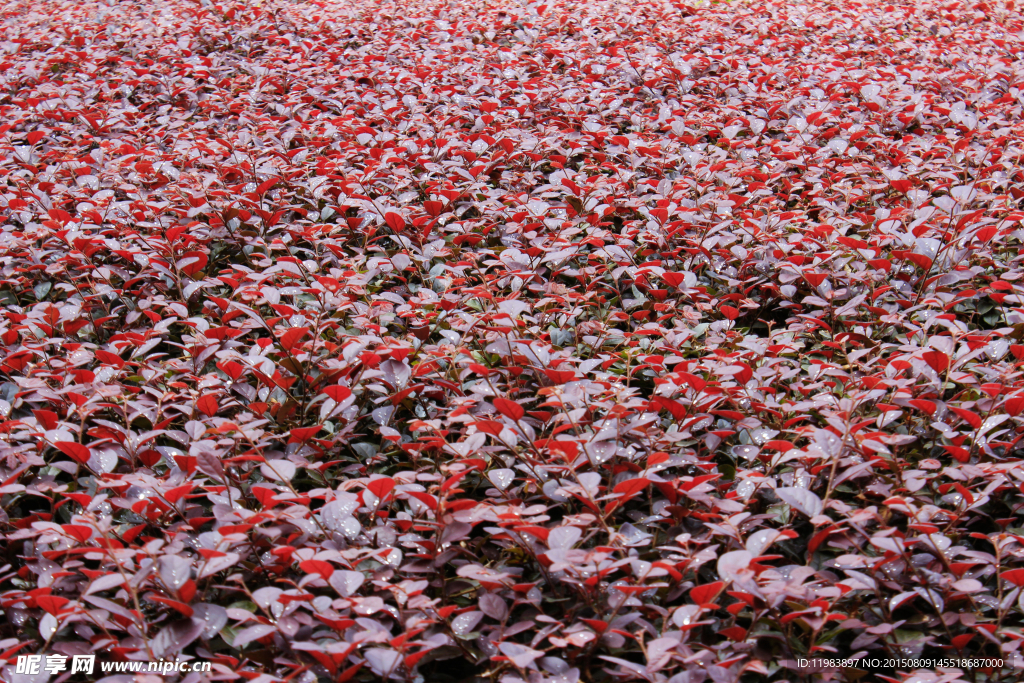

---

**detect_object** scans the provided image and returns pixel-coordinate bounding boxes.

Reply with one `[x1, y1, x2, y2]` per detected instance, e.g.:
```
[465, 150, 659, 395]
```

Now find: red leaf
[367, 477, 395, 500]
[571, 619, 603, 634]
[337, 663, 364, 683]
[662, 272, 687, 288]
[280, 326, 310, 352]
[176, 251, 208, 277]
[650, 396, 687, 421]
[468, 363, 493, 377]
[721, 305, 739, 320]
[690, 581, 724, 606]
[55, 441, 91, 464]
[405, 651, 431, 670]
[922, 350, 950, 373]
[547, 440, 578, 458]
[442, 470, 470, 493]
[406, 491, 438, 511]
[679, 372, 706, 391]
[803, 271, 827, 287]
[719, 626, 748, 641]
[648, 452, 670, 465]
[288, 425, 321, 444]
[251, 486, 278, 507]
[951, 634, 974, 650]
[164, 484, 194, 505]
[196, 394, 218, 417]
[27, 130, 46, 145]
[256, 177, 280, 196]
[475, 420, 504, 435]
[62, 525, 92, 543]
[385, 212, 406, 232]
[493, 397, 524, 421]
[732, 363, 753, 384]
[95, 349, 126, 368]
[1002, 568, 1024, 586]
[147, 595, 194, 617]
[949, 562, 981, 578]
[424, 200, 444, 217]
[175, 579, 195, 603]
[981, 383, 1004, 398]
[64, 493, 92, 507]
[944, 445, 971, 463]
[139, 449, 161, 467]
[1006, 395, 1024, 417]
[37, 596, 69, 615]
[323, 385, 352, 402]
[217, 360, 244, 380]
[543, 369, 576, 384]
[780, 610, 813, 624]
[33, 409, 58, 431]
[906, 253, 932, 270]
[908, 399, 936, 416]
[948, 406, 981, 430]
[515, 525, 549, 541]
[174, 455, 198, 474]
[613, 478, 649, 498]
[299, 559, 334, 580]
[975, 227, 997, 242]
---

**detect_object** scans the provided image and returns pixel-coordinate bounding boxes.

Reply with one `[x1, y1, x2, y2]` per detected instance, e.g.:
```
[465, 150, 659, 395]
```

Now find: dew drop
[126, 486, 155, 501]
[489, 468, 514, 491]
[941, 492, 964, 507]
[731, 445, 760, 461]
[69, 349, 92, 365]
[987, 339, 1009, 360]
[749, 428, 778, 445]
[451, 610, 482, 637]
[39, 613, 57, 640]
[339, 516, 361, 539]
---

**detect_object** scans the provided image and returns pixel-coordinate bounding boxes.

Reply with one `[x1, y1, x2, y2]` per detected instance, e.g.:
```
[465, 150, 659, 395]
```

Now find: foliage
[2, 0, 1024, 681]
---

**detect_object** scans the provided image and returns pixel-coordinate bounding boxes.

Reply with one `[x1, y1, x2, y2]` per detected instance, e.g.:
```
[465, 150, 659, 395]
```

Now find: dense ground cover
[2, 0, 1024, 681]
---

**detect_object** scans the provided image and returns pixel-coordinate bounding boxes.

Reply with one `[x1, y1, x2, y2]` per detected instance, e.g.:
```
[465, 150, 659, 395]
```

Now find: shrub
[1, 0, 1024, 681]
